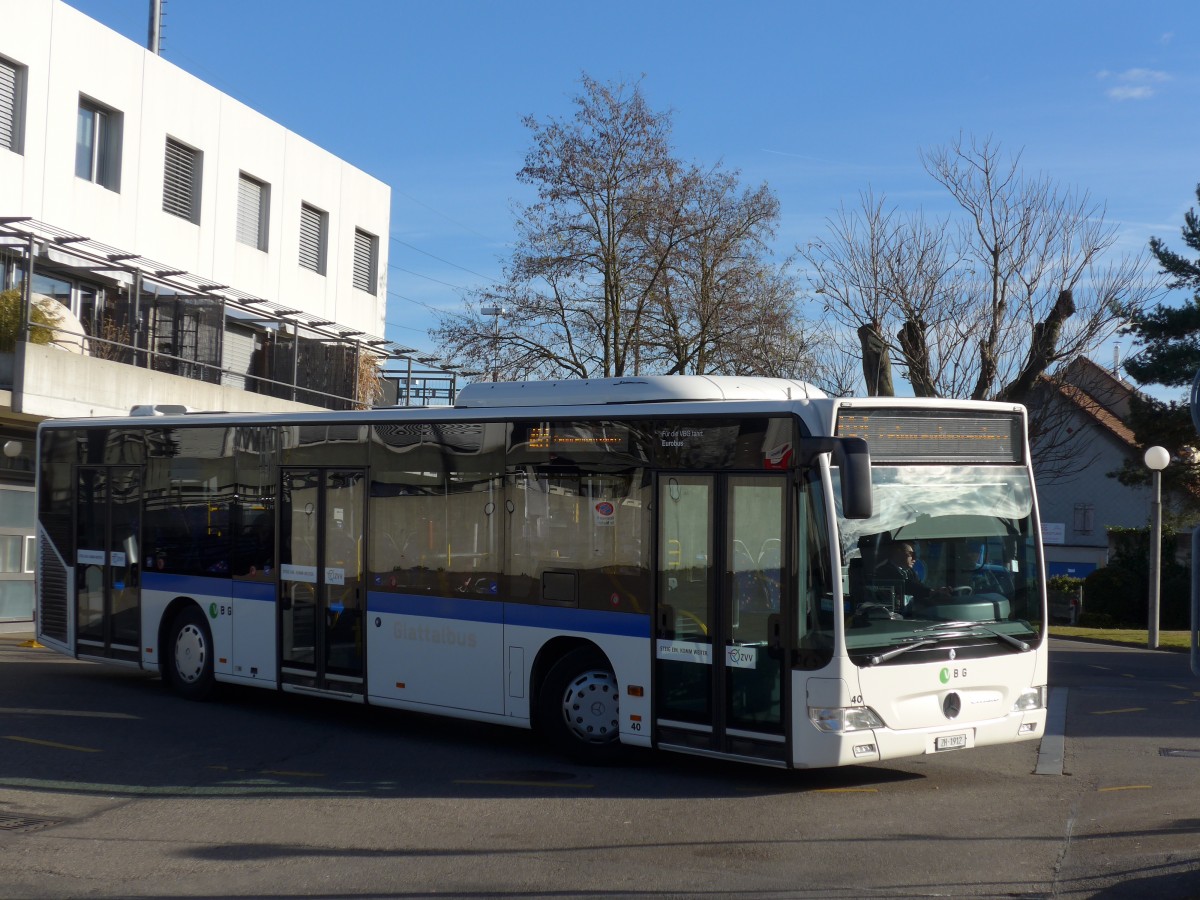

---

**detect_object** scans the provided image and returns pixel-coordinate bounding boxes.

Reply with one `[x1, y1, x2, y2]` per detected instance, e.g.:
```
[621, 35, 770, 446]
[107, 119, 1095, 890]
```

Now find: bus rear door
[74, 465, 142, 664]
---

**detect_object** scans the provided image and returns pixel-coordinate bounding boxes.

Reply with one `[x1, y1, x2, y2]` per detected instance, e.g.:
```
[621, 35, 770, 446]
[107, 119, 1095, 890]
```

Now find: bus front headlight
[1012, 685, 1047, 712]
[808, 705, 884, 733]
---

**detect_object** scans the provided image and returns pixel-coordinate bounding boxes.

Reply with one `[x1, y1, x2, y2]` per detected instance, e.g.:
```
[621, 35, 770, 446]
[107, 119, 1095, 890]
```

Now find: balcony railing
[1, 217, 472, 409]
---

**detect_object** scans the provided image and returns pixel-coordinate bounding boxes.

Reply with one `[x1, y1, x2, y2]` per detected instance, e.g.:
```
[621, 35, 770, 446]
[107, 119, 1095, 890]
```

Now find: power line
[386, 289, 471, 323]
[394, 188, 497, 242]
[388, 264, 472, 293]
[390, 235, 500, 283]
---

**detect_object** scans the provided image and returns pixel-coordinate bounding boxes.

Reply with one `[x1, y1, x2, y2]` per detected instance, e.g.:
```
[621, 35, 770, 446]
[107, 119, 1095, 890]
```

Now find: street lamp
[480, 305, 506, 382]
[1145, 445, 1170, 650]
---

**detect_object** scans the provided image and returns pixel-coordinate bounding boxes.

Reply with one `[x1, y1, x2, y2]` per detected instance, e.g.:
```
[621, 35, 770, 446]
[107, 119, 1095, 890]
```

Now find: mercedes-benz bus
[35, 376, 1048, 768]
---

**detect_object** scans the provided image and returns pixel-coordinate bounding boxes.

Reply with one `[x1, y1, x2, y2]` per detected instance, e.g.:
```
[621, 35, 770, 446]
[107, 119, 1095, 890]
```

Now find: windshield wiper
[866, 639, 938, 665]
[917, 621, 1032, 653]
[864, 625, 1031, 666]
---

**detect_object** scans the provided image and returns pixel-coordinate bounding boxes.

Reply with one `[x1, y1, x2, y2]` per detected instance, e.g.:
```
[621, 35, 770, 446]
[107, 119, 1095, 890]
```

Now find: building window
[163, 136, 202, 223]
[236, 173, 269, 251]
[299, 203, 327, 275]
[75, 97, 122, 191]
[352, 228, 377, 294]
[1073, 503, 1094, 535]
[0, 55, 26, 154]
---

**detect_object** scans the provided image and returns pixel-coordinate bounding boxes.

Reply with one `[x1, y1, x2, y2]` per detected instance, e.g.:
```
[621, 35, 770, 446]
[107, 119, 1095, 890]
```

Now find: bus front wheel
[538, 647, 622, 764]
[165, 605, 215, 701]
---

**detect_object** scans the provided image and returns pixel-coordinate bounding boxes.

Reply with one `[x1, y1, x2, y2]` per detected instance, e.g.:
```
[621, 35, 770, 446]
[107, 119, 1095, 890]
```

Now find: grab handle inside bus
[801, 436, 872, 519]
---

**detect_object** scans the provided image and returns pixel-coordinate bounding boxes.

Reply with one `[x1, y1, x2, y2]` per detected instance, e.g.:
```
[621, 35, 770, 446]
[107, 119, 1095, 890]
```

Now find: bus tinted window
[144, 427, 234, 576]
[233, 427, 278, 579]
[369, 422, 505, 597]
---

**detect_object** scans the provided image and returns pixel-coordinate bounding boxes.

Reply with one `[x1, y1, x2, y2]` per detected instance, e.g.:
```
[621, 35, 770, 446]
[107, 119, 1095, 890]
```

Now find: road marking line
[4, 735, 101, 753]
[1099, 785, 1151, 792]
[1091, 708, 1145, 715]
[454, 779, 593, 789]
[1122, 673, 1136, 679]
[0, 707, 137, 720]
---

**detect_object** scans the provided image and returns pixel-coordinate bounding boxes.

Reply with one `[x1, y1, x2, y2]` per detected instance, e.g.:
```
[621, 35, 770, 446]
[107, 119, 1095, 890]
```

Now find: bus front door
[75, 465, 142, 664]
[278, 467, 366, 696]
[655, 473, 788, 764]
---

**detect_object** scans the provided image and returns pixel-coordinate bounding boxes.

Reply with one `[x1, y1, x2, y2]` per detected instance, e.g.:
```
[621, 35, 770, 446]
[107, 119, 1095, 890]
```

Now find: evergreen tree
[1118, 183, 1200, 519]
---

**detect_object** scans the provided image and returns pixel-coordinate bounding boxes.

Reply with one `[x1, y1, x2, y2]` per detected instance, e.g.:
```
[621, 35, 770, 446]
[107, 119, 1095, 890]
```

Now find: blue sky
[66, 0, 1200, 379]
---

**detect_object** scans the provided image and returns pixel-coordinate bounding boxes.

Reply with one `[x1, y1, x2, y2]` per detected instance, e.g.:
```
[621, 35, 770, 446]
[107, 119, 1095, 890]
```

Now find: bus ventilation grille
[39, 541, 69, 643]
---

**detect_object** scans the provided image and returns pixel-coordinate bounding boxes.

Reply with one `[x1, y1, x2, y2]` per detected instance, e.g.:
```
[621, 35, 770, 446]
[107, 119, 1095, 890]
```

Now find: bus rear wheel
[538, 647, 622, 764]
[165, 605, 215, 701]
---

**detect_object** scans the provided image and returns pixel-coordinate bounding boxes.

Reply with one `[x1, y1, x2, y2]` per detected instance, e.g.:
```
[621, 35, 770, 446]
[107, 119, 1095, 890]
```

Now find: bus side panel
[231, 581, 277, 686]
[503, 605, 653, 748]
[366, 591, 505, 715]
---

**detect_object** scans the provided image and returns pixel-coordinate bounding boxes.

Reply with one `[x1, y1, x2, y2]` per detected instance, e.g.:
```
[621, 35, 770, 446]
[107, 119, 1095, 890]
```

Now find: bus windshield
[834, 465, 1041, 662]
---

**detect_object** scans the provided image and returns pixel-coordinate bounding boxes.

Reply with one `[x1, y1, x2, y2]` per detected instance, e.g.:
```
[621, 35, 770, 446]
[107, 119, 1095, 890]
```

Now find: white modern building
[0, 0, 414, 629]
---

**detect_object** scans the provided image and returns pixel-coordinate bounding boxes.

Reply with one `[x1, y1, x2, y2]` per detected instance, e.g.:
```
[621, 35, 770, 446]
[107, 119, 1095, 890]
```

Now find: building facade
[1031, 357, 1159, 579]
[0, 0, 405, 630]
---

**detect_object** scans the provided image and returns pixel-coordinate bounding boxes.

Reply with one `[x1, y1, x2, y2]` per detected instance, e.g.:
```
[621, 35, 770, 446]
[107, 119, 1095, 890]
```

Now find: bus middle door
[278, 467, 366, 696]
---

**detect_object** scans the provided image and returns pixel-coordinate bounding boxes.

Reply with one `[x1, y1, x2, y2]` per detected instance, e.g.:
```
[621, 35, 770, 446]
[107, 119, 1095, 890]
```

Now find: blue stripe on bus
[138, 577, 651, 639]
[232, 580, 276, 602]
[142, 572, 231, 596]
[142, 572, 275, 602]
[368, 592, 505, 624]
[502, 602, 651, 638]
[367, 591, 650, 638]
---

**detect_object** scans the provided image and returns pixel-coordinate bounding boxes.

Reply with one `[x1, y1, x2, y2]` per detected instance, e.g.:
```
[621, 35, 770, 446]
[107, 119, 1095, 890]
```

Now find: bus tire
[538, 647, 622, 764]
[165, 605, 215, 701]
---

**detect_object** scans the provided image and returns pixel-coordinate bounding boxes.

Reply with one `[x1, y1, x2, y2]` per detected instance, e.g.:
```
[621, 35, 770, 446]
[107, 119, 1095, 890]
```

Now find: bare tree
[801, 191, 965, 395]
[433, 75, 811, 382]
[802, 136, 1157, 407]
[640, 168, 800, 375]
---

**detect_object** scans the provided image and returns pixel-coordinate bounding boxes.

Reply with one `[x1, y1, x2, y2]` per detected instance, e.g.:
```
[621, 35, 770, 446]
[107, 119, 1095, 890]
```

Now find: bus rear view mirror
[801, 437, 872, 520]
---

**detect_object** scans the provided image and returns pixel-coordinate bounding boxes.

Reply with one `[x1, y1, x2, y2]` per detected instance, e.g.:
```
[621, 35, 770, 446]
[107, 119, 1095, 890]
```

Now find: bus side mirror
[834, 437, 872, 519]
[800, 437, 873, 520]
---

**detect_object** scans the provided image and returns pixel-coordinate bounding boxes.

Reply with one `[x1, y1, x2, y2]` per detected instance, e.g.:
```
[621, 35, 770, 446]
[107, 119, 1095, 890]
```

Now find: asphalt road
[0, 634, 1196, 899]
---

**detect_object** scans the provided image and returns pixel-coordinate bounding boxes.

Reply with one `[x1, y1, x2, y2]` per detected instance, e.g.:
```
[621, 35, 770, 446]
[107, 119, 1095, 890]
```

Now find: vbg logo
[940, 667, 967, 684]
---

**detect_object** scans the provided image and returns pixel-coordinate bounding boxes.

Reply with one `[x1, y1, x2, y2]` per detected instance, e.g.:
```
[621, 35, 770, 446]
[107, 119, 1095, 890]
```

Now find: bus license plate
[935, 733, 968, 751]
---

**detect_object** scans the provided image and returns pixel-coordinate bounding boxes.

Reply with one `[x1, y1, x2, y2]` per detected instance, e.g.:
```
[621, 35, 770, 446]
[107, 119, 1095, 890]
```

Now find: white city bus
[34, 376, 1048, 768]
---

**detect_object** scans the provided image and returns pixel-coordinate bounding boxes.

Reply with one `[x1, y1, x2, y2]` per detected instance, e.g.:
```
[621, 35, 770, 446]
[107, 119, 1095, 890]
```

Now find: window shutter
[352, 228, 376, 294]
[299, 203, 325, 274]
[0, 58, 18, 152]
[236, 174, 267, 250]
[163, 137, 200, 222]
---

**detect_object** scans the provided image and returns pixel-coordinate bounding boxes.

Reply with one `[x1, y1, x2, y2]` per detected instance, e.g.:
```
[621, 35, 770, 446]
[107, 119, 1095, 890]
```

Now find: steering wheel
[951, 585, 973, 597]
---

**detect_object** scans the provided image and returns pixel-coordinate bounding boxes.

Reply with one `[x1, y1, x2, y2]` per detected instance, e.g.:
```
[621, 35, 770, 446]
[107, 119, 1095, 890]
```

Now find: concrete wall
[12, 342, 323, 418]
[0, 0, 389, 339]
